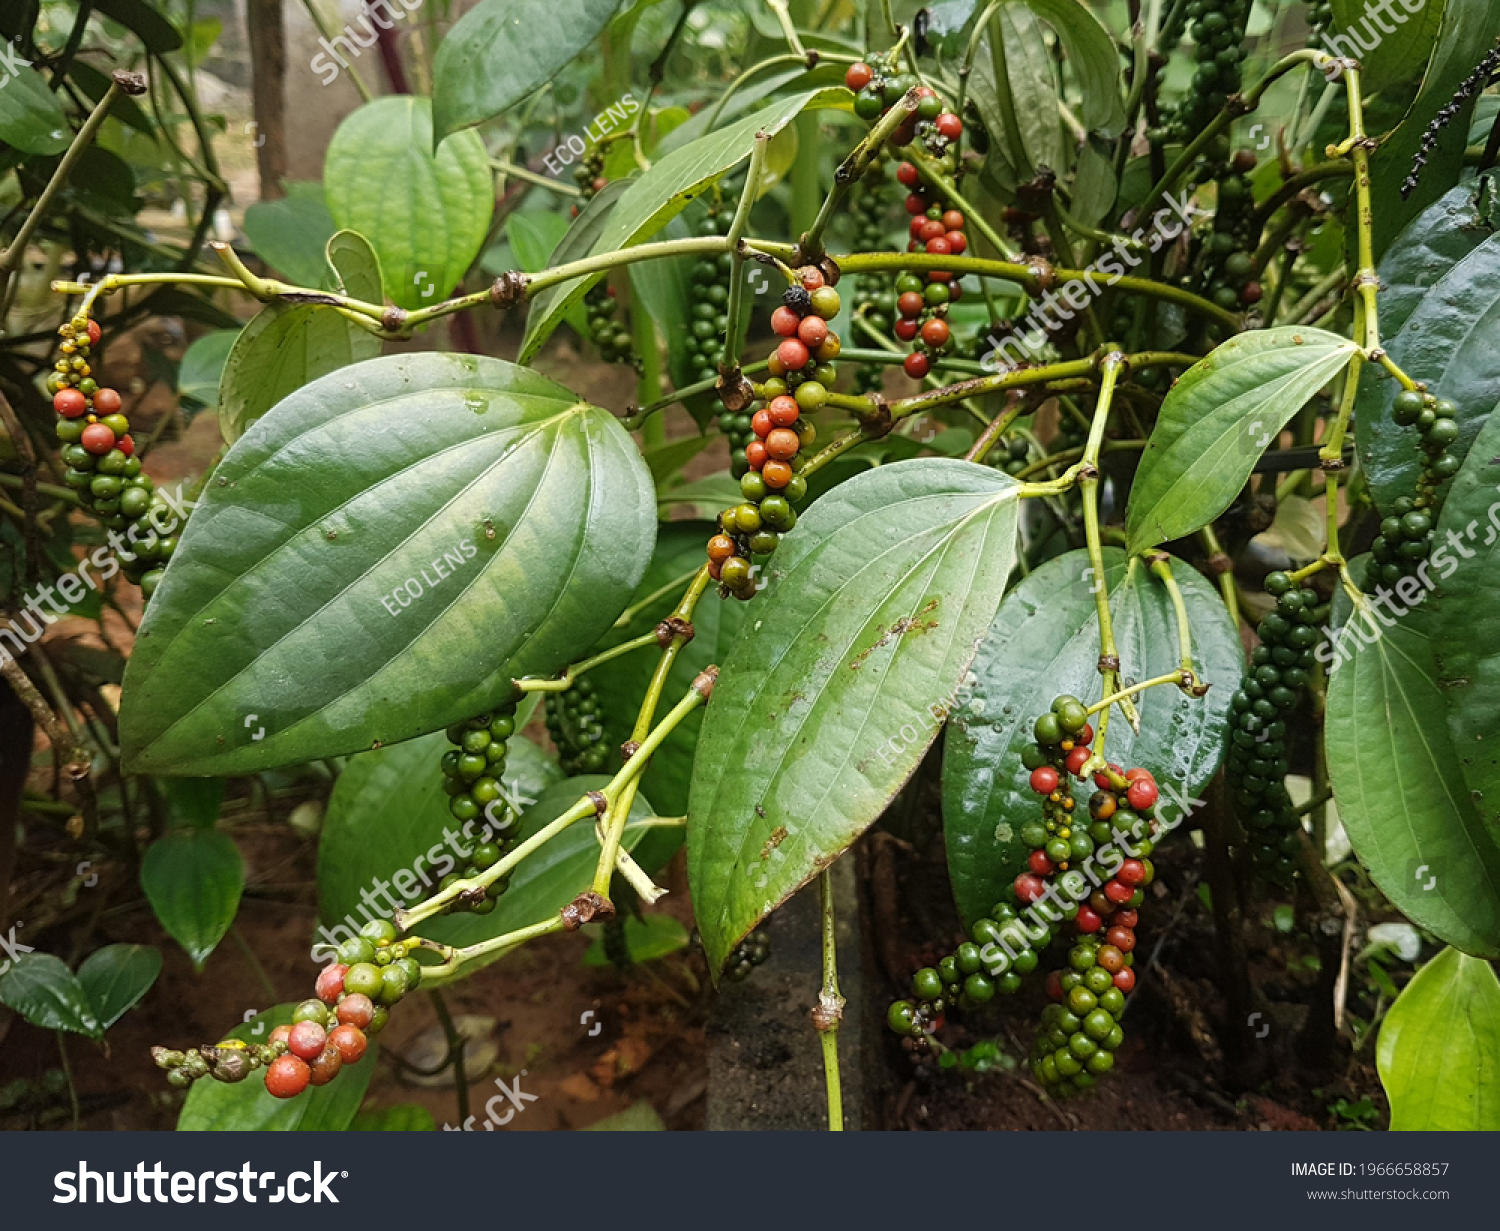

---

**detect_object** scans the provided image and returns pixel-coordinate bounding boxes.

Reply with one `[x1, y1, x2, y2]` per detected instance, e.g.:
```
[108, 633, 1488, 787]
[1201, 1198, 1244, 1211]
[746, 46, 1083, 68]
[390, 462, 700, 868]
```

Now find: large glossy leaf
[1328, 0, 1446, 91]
[432, 0, 621, 142]
[1125, 328, 1358, 555]
[140, 830, 246, 970]
[987, 8, 1065, 182]
[942, 548, 1241, 925]
[1355, 232, 1500, 513]
[1377, 947, 1500, 1130]
[120, 353, 656, 776]
[1368, 0, 1500, 262]
[1012, 0, 1127, 137]
[1326, 615, 1500, 958]
[317, 728, 563, 944]
[519, 90, 849, 363]
[518, 179, 629, 361]
[75, 944, 162, 1032]
[688, 460, 1021, 971]
[324, 98, 492, 309]
[591, 523, 749, 816]
[0, 67, 69, 155]
[1429, 409, 1500, 826]
[218, 232, 383, 443]
[243, 182, 339, 290]
[178, 1005, 376, 1131]
[0, 953, 100, 1038]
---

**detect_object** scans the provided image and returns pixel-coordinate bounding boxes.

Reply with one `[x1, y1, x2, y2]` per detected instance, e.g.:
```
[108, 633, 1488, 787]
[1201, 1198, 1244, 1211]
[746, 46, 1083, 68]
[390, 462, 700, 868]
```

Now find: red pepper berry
[269, 1023, 293, 1047]
[1029, 766, 1060, 795]
[768, 396, 801, 428]
[927, 269, 952, 283]
[1028, 849, 1055, 876]
[1113, 967, 1136, 992]
[920, 318, 950, 349]
[53, 388, 87, 418]
[844, 63, 873, 91]
[896, 161, 919, 187]
[1106, 925, 1136, 953]
[894, 319, 919, 342]
[762, 459, 793, 488]
[329, 1024, 368, 1064]
[935, 112, 963, 140]
[118, 434, 134, 458]
[315, 963, 348, 1004]
[903, 352, 930, 379]
[1117, 859, 1146, 886]
[905, 194, 927, 216]
[80, 423, 117, 455]
[925, 236, 951, 257]
[1075, 905, 1102, 933]
[86, 321, 102, 345]
[288, 1020, 328, 1062]
[1014, 872, 1045, 904]
[1065, 745, 1090, 777]
[751, 409, 773, 438]
[1093, 762, 1124, 790]
[265, 1055, 311, 1099]
[946, 230, 967, 255]
[1045, 969, 1065, 1001]
[307, 1042, 344, 1087]
[909, 217, 927, 240]
[1126, 778, 1159, 811]
[1113, 908, 1138, 930]
[1096, 944, 1125, 973]
[765, 428, 800, 461]
[776, 338, 810, 371]
[897, 291, 925, 318]
[941, 210, 965, 232]
[707, 535, 735, 564]
[1104, 878, 1134, 905]
[919, 218, 946, 242]
[1124, 767, 1154, 783]
[771, 306, 801, 337]
[797, 265, 824, 291]
[746, 440, 769, 471]
[92, 388, 123, 414]
[592, 177, 608, 194]
[1076, 723, 1094, 746]
[796, 315, 828, 349]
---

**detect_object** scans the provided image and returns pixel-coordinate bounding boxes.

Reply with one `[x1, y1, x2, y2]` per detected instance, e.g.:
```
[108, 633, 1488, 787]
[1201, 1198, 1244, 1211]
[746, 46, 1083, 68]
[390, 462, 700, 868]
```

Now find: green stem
[1198, 525, 1240, 630]
[492, 158, 582, 196]
[1148, 554, 1203, 684]
[804, 92, 921, 257]
[428, 988, 469, 1126]
[57, 1032, 80, 1131]
[816, 868, 845, 1132]
[514, 631, 663, 692]
[722, 134, 772, 371]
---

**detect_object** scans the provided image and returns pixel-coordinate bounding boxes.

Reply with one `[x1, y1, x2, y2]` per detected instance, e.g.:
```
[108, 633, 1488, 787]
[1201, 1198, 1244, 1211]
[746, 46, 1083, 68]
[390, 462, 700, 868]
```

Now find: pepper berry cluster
[152, 919, 413, 1099]
[575, 164, 639, 369]
[844, 61, 964, 164]
[50, 317, 176, 597]
[1174, 0, 1252, 139]
[706, 266, 835, 597]
[890, 160, 966, 379]
[687, 204, 734, 391]
[1197, 150, 1263, 313]
[544, 676, 610, 773]
[1364, 390, 1461, 591]
[1226, 572, 1324, 882]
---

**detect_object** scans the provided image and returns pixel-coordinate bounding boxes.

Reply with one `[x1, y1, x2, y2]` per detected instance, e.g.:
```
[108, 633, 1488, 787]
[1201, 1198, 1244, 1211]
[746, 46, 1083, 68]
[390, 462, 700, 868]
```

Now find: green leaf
[120, 353, 656, 776]
[519, 89, 849, 363]
[1377, 947, 1500, 1130]
[1014, 0, 1127, 137]
[324, 97, 492, 309]
[0, 953, 100, 1038]
[160, 777, 225, 829]
[350, 1104, 436, 1130]
[317, 729, 563, 946]
[656, 472, 744, 521]
[177, 330, 239, 408]
[140, 830, 246, 970]
[432, 0, 621, 142]
[1355, 232, 1500, 514]
[1328, 0, 1446, 91]
[0, 67, 70, 155]
[583, 914, 690, 966]
[178, 1005, 376, 1131]
[591, 523, 748, 816]
[93, 0, 184, 52]
[507, 208, 589, 338]
[516, 181, 626, 361]
[1367, 0, 1500, 262]
[243, 183, 338, 289]
[688, 459, 1021, 971]
[991, 7, 1065, 181]
[1126, 327, 1358, 555]
[641, 435, 714, 489]
[1429, 408, 1500, 827]
[75, 944, 162, 1032]
[1326, 616, 1500, 958]
[326, 229, 385, 304]
[941, 548, 1241, 925]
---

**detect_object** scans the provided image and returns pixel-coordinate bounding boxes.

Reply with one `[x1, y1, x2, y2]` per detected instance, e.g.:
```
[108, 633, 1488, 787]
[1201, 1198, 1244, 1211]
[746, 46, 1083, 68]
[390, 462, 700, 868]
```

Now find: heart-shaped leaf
[941, 548, 1241, 925]
[1355, 232, 1500, 514]
[1326, 613, 1500, 958]
[177, 1005, 377, 1131]
[324, 97, 492, 309]
[140, 830, 246, 970]
[1429, 407, 1500, 826]
[590, 523, 750, 817]
[75, 944, 162, 1032]
[0, 66, 70, 155]
[0, 953, 100, 1038]
[520, 89, 849, 362]
[432, 0, 622, 142]
[1377, 946, 1500, 1130]
[688, 459, 1021, 972]
[1126, 327, 1358, 555]
[120, 353, 656, 776]
[317, 728, 563, 951]
[178, 330, 238, 409]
